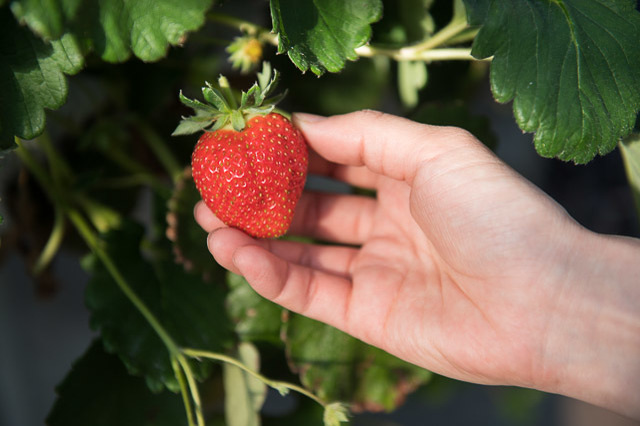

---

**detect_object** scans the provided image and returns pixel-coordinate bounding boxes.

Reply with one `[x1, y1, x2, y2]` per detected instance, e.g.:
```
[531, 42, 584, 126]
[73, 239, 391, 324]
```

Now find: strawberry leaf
[47, 340, 185, 426]
[465, 0, 640, 163]
[2, 0, 213, 147]
[223, 342, 268, 426]
[226, 273, 284, 344]
[84, 221, 232, 393]
[284, 314, 431, 412]
[9, 0, 214, 61]
[270, 0, 383, 75]
[0, 10, 83, 150]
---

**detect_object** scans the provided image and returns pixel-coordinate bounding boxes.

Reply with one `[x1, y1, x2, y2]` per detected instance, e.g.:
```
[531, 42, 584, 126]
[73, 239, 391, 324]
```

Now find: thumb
[293, 110, 488, 184]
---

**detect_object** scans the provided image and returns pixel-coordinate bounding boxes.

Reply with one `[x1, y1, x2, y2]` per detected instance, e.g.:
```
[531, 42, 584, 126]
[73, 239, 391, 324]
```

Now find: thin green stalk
[98, 143, 170, 194]
[14, 139, 60, 200]
[177, 355, 205, 426]
[33, 206, 66, 275]
[356, 46, 478, 62]
[66, 208, 181, 356]
[69, 214, 203, 426]
[182, 348, 326, 408]
[73, 194, 122, 233]
[207, 13, 278, 45]
[173, 357, 197, 426]
[130, 116, 184, 185]
[38, 132, 74, 184]
[409, 20, 469, 53]
[447, 27, 480, 45]
[16, 137, 202, 426]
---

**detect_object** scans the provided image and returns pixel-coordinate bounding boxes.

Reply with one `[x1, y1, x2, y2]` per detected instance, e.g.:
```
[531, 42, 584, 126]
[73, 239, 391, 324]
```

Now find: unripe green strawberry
[173, 63, 308, 238]
[191, 113, 307, 238]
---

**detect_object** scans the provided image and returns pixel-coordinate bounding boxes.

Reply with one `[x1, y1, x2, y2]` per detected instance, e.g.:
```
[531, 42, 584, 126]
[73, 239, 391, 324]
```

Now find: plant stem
[16, 137, 203, 426]
[177, 355, 205, 426]
[66, 209, 179, 353]
[356, 46, 478, 62]
[409, 20, 469, 53]
[14, 139, 61, 201]
[97, 142, 170, 196]
[38, 132, 74, 184]
[207, 13, 278, 46]
[206, 12, 479, 65]
[182, 348, 326, 408]
[130, 116, 184, 185]
[173, 357, 197, 426]
[33, 206, 66, 275]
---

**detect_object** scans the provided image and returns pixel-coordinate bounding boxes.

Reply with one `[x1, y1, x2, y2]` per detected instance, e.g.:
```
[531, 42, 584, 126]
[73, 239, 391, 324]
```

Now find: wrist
[537, 228, 640, 418]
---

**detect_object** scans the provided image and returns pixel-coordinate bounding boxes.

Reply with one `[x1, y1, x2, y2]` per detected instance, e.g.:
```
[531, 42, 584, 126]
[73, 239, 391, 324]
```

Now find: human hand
[195, 111, 640, 417]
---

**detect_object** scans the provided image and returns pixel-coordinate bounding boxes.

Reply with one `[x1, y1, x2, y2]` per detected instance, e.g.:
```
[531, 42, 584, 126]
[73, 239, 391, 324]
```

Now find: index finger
[293, 110, 481, 185]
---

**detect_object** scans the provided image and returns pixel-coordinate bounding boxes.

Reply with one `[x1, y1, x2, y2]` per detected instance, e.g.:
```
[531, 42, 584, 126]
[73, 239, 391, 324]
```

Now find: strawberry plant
[1, 0, 639, 425]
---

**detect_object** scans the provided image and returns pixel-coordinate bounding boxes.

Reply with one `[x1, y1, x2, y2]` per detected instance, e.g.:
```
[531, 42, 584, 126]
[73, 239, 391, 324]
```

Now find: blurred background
[1, 0, 639, 425]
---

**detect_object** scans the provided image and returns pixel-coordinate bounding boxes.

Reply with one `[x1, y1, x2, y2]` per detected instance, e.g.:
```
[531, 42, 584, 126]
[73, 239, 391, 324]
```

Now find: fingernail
[292, 113, 327, 125]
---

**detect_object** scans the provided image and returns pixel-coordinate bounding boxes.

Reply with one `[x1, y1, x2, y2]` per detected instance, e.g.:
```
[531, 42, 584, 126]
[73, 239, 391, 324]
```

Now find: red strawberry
[191, 113, 307, 237]
[173, 63, 308, 238]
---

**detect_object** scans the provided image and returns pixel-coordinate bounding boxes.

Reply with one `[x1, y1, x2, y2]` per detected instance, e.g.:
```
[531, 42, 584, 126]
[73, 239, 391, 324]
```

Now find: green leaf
[270, 0, 383, 75]
[620, 133, 640, 226]
[47, 340, 185, 426]
[465, 0, 640, 163]
[84, 221, 233, 393]
[0, 10, 83, 149]
[226, 272, 284, 344]
[2, 0, 213, 146]
[10, 0, 214, 62]
[284, 315, 431, 412]
[223, 342, 268, 426]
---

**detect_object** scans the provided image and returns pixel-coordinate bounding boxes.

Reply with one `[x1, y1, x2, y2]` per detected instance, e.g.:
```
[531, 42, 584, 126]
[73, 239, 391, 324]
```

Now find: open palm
[195, 111, 581, 390]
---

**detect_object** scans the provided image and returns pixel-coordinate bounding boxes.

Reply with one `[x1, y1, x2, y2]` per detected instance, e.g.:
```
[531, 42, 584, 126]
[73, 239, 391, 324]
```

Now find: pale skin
[194, 110, 640, 419]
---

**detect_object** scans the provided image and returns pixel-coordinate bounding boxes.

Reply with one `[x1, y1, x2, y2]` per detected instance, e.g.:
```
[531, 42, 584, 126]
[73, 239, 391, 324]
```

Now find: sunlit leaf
[2, 0, 214, 146]
[270, 0, 383, 75]
[465, 0, 640, 163]
[0, 10, 83, 149]
[223, 342, 268, 426]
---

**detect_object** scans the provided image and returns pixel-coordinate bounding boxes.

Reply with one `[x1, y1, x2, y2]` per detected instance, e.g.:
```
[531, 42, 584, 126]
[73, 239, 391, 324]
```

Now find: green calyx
[172, 62, 286, 136]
